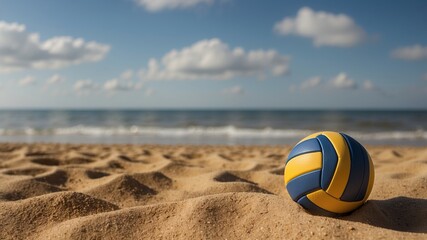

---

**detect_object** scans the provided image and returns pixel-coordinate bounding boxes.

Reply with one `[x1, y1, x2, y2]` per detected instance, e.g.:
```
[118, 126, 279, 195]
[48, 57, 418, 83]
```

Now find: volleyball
[284, 131, 374, 215]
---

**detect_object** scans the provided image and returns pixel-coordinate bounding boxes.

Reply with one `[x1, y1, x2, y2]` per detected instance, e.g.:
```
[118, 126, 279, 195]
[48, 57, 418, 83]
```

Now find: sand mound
[85, 174, 156, 207]
[0, 191, 118, 239]
[0, 143, 426, 239]
[0, 178, 62, 201]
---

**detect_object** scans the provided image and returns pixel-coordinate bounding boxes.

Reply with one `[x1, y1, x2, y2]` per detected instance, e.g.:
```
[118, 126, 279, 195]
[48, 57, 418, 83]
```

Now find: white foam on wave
[0, 125, 426, 141]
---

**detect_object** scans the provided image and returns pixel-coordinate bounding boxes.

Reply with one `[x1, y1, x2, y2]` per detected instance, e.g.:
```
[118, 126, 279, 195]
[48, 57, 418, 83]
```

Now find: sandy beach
[0, 143, 425, 239]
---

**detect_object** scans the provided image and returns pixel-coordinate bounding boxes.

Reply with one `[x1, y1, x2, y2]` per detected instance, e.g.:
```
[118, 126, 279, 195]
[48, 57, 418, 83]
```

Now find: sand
[0, 143, 426, 239]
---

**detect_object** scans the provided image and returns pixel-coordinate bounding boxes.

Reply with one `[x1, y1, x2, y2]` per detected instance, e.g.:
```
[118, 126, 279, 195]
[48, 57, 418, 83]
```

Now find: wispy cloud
[274, 7, 366, 47]
[104, 70, 142, 92]
[18, 76, 36, 86]
[363, 80, 389, 96]
[134, 0, 214, 12]
[138, 38, 290, 81]
[0, 21, 110, 72]
[290, 73, 387, 95]
[120, 70, 134, 81]
[73, 70, 144, 95]
[329, 72, 357, 89]
[300, 76, 321, 90]
[103, 79, 142, 92]
[46, 74, 65, 85]
[362, 80, 375, 91]
[391, 44, 427, 61]
[73, 80, 99, 93]
[289, 76, 322, 92]
[222, 85, 244, 95]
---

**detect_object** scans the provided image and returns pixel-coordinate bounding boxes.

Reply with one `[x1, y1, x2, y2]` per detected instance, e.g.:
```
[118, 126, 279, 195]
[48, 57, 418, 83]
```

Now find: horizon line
[0, 107, 426, 111]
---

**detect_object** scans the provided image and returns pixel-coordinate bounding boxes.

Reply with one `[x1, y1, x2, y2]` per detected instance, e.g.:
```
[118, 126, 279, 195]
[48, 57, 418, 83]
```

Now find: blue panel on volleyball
[286, 170, 321, 201]
[341, 133, 370, 201]
[316, 135, 338, 190]
[286, 138, 321, 163]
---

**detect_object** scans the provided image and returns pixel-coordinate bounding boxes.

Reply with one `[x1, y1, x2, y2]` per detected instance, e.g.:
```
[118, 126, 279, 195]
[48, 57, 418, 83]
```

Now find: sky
[0, 0, 426, 109]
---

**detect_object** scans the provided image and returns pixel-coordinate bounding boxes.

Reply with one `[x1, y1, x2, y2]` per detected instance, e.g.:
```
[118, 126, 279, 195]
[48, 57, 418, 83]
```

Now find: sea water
[0, 110, 425, 146]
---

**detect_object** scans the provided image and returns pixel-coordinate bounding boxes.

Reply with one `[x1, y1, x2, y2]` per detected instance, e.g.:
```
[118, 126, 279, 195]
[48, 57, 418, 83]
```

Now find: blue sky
[0, 0, 426, 109]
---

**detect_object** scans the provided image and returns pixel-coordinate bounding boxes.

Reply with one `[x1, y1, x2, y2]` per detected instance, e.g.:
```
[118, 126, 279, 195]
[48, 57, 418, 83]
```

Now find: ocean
[0, 110, 426, 146]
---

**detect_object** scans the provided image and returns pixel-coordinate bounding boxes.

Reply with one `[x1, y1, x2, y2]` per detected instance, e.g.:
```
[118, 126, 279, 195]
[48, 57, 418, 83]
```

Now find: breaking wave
[0, 125, 426, 141]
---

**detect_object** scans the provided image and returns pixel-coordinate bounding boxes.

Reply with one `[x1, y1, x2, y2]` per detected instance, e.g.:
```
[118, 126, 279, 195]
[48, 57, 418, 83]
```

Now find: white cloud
[73, 76, 143, 95]
[391, 45, 427, 61]
[290, 76, 321, 92]
[18, 76, 36, 86]
[330, 72, 357, 89]
[291, 74, 385, 95]
[103, 70, 142, 92]
[363, 80, 388, 96]
[222, 85, 244, 95]
[134, 0, 213, 12]
[300, 76, 321, 90]
[0, 21, 110, 72]
[103, 79, 142, 91]
[274, 7, 366, 47]
[46, 74, 65, 85]
[73, 80, 99, 92]
[138, 38, 290, 81]
[120, 70, 134, 80]
[362, 80, 375, 91]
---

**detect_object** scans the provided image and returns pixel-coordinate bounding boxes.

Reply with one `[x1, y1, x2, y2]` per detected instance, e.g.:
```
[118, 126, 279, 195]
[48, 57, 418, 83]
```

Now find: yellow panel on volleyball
[307, 189, 365, 214]
[284, 152, 322, 185]
[364, 155, 375, 202]
[321, 131, 351, 199]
